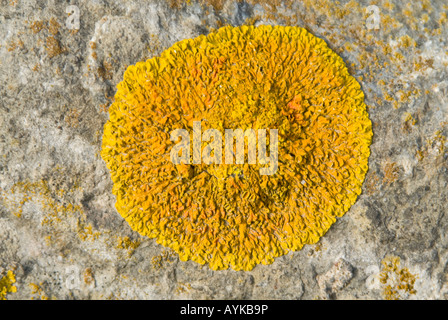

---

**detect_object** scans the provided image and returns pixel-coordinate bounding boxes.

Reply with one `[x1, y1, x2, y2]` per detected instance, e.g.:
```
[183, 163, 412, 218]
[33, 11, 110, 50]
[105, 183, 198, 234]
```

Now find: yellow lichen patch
[116, 236, 141, 257]
[32, 63, 41, 72]
[101, 25, 373, 271]
[29, 20, 45, 34]
[416, 129, 448, 162]
[365, 171, 380, 196]
[29, 283, 52, 300]
[151, 249, 177, 270]
[83, 268, 95, 287]
[1, 179, 79, 221]
[0, 270, 17, 300]
[97, 60, 114, 82]
[99, 101, 111, 114]
[0, 171, 100, 249]
[439, 12, 448, 26]
[77, 220, 101, 242]
[379, 256, 417, 300]
[65, 107, 82, 128]
[402, 112, 417, 134]
[175, 282, 192, 295]
[45, 36, 63, 58]
[382, 162, 399, 186]
[7, 38, 24, 52]
[48, 17, 60, 36]
[398, 35, 416, 48]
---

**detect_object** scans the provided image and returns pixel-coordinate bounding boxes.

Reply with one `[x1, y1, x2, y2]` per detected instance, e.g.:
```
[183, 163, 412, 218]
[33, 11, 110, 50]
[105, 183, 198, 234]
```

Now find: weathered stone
[0, 0, 447, 300]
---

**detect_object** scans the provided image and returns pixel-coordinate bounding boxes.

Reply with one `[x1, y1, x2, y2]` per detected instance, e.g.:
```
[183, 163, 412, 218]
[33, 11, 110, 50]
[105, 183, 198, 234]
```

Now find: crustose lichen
[101, 25, 373, 271]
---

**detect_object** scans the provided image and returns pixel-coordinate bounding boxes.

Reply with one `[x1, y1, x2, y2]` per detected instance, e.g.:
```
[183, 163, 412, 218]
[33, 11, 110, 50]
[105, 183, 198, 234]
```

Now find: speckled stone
[0, 0, 447, 300]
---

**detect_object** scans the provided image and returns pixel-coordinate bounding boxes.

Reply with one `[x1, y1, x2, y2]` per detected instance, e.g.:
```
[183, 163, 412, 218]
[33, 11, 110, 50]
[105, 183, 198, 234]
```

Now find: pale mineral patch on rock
[317, 258, 354, 299]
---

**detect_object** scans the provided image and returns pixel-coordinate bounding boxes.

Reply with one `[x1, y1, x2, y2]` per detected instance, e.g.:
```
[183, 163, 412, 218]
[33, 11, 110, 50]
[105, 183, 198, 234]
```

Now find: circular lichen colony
[101, 25, 373, 271]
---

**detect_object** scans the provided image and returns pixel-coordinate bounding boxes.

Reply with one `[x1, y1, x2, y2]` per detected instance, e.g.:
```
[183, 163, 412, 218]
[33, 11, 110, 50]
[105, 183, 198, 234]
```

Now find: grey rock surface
[0, 0, 447, 299]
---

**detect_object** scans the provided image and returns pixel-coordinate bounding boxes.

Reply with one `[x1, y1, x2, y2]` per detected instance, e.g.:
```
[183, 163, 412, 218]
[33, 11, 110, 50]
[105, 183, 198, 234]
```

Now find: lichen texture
[0, 270, 17, 300]
[101, 25, 372, 271]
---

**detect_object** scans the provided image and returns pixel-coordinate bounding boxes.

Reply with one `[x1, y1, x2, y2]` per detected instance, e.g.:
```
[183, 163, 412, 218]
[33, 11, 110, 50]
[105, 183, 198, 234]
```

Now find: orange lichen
[101, 25, 372, 270]
[382, 162, 399, 186]
[1, 179, 81, 222]
[364, 172, 380, 196]
[29, 282, 52, 300]
[416, 129, 448, 162]
[7, 38, 24, 52]
[48, 18, 60, 36]
[97, 60, 114, 81]
[32, 63, 41, 72]
[398, 35, 416, 48]
[151, 249, 177, 270]
[380, 256, 417, 300]
[0, 271, 17, 300]
[45, 36, 63, 58]
[99, 102, 111, 113]
[30, 20, 45, 34]
[65, 107, 81, 128]
[175, 282, 192, 295]
[77, 220, 101, 241]
[402, 112, 417, 133]
[83, 268, 95, 286]
[0, 172, 93, 249]
[116, 236, 141, 257]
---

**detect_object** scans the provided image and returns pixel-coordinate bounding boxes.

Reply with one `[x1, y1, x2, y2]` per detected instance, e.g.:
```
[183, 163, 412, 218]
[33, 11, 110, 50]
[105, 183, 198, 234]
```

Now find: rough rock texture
[0, 0, 447, 300]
